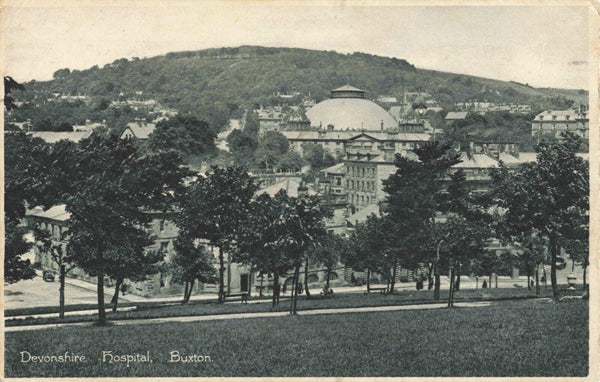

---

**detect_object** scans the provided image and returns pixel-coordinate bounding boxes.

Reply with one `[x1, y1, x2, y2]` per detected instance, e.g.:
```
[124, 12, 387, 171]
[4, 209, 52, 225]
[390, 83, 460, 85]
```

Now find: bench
[224, 292, 249, 303]
[364, 287, 388, 295]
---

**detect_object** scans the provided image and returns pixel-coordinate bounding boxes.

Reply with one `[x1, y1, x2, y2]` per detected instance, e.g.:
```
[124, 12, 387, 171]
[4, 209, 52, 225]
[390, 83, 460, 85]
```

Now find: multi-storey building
[531, 105, 589, 139]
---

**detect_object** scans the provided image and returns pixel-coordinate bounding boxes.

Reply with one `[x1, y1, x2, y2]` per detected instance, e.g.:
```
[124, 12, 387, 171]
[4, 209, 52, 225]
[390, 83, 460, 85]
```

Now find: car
[42, 270, 55, 282]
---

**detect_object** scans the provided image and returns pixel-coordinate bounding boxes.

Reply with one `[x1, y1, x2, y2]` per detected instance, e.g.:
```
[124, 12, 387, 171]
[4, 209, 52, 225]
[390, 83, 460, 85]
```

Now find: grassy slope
[5, 299, 588, 377]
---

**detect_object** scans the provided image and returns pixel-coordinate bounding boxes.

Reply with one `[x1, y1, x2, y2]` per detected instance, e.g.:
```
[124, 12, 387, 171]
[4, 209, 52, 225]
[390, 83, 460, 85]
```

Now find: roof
[498, 152, 522, 165]
[347, 204, 380, 226]
[122, 122, 156, 139]
[256, 179, 318, 198]
[445, 111, 468, 120]
[29, 131, 92, 143]
[321, 162, 345, 175]
[26, 204, 71, 222]
[306, 97, 398, 131]
[534, 108, 587, 121]
[453, 153, 499, 169]
[332, 85, 364, 92]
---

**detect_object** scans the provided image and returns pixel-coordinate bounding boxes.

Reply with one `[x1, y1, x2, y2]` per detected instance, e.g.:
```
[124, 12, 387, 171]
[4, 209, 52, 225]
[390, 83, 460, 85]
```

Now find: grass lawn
[6, 285, 579, 327]
[5, 299, 588, 377]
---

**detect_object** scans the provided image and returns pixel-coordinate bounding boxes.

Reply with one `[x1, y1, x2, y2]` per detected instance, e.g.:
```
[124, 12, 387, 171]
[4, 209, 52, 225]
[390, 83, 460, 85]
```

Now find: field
[5, 299, 588, 377]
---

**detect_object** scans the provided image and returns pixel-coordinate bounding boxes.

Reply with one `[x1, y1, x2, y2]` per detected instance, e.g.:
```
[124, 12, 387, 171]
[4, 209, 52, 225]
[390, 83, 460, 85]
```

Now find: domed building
[306, 85, 398, 131]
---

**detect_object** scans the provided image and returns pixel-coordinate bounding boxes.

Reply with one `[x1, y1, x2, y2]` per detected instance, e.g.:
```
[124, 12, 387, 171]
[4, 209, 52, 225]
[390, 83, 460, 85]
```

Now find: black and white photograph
[2, 0, 597, 379]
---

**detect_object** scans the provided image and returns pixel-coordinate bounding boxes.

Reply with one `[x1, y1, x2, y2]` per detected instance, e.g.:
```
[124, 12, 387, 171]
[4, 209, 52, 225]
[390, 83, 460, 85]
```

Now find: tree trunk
[182, 281, 189, 303]
[290, 265, 300, 315]
[326, 270, 331, 290]
[111, 277, 123, 312]
[447, 265, 455, 308]
[272, 273, 279, 308]
[535, 264, 540, 296]
[97, 269, 106, 325]
[390, 262, 397, 293]
[427, 264, 434, 290]
[455, 263, 461, 291]
[549, 232, 559, 301]
[366, 269, 371, 292]
[434, 263, 440, 300]
[185, 279, 195, 302]
[527, 274, 531, 290]
[58, 264, 66, 319]
[489, 274, 492, 288]
[304, 258, 311, 298]
[218, 246, 225, 303]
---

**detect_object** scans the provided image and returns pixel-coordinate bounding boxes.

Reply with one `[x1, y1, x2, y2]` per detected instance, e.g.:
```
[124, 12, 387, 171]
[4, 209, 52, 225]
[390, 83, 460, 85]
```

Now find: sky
[1, 1, 592, 89]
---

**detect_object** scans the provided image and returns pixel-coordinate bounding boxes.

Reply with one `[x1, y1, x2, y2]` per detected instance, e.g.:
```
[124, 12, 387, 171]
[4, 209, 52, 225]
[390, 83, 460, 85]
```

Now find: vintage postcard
[1, 0, 598, 380]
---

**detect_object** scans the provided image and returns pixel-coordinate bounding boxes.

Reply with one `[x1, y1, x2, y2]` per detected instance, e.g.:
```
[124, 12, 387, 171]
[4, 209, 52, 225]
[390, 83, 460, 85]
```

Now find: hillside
[10, 46, 587, 130]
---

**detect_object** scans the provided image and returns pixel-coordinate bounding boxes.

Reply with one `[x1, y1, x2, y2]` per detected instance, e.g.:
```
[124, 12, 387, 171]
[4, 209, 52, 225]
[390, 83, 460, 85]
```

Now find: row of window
[350, 193, 372, 206]
[347, 179, 376, 192]
[349, 166, 375, 178]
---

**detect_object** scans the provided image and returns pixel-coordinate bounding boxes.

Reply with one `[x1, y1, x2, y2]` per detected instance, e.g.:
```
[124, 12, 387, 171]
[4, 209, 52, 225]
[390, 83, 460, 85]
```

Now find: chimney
[381, 120, 384, 131]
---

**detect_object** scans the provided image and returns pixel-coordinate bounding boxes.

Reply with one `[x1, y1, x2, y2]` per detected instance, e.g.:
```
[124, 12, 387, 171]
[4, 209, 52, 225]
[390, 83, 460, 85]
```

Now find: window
[159, 220, 165, 232]
[336, 178, 341, 186]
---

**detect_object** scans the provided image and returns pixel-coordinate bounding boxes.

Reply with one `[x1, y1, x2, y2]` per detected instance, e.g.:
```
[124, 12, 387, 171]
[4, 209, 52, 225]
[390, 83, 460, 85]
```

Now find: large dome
[306, 85, 397, 131]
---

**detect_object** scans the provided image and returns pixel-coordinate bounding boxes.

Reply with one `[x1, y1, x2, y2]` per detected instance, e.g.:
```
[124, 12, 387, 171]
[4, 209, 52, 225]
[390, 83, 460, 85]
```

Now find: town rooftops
[445, 111, 469, 120]
[29, 131, 92, 143]
[26, 204, 71, 222]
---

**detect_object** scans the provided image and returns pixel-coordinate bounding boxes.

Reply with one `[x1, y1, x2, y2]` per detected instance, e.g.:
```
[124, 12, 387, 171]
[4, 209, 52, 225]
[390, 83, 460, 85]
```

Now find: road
[4, 274, 129, 310]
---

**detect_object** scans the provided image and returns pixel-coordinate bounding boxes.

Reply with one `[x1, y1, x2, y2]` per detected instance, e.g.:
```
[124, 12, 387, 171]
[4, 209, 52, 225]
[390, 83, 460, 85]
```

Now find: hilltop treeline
[12, 46, 585, 131]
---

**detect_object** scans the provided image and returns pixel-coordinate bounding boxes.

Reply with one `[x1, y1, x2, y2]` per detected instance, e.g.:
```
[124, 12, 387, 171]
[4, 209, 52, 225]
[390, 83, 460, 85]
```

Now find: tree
[491, 133, 588, 301]
[344, 214, 389, 292]
[313, 232, 346, 290]
[148, 115, 218, 158]
[177, 166, 257, 303]
[254, 131, 289, 171]
[235, 191, 328, 311]
[226, 129, 258, 167]
[277, 151, 306, 173]
[4, 76, 25, 111]
[33, 227, 76, 318]
[170, 235, 217, 303]
[383, 141, 461, 300]
[4, 132, 52, 284]
[54, 134, 191, 323]
[302, 143, 336, 170]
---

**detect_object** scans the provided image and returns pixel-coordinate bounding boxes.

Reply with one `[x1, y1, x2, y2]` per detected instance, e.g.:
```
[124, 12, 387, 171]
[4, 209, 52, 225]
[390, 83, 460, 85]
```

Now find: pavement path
[5, 301, 492, 332]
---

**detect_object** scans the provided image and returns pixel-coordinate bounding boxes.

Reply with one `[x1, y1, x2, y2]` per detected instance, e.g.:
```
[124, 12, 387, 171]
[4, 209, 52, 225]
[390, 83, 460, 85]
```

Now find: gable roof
[122, 122, 156, 139]
[27, 204, 71, 222]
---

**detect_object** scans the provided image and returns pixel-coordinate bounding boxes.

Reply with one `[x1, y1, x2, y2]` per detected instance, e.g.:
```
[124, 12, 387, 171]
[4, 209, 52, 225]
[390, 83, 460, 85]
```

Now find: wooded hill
[14, 46, 587, 131]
